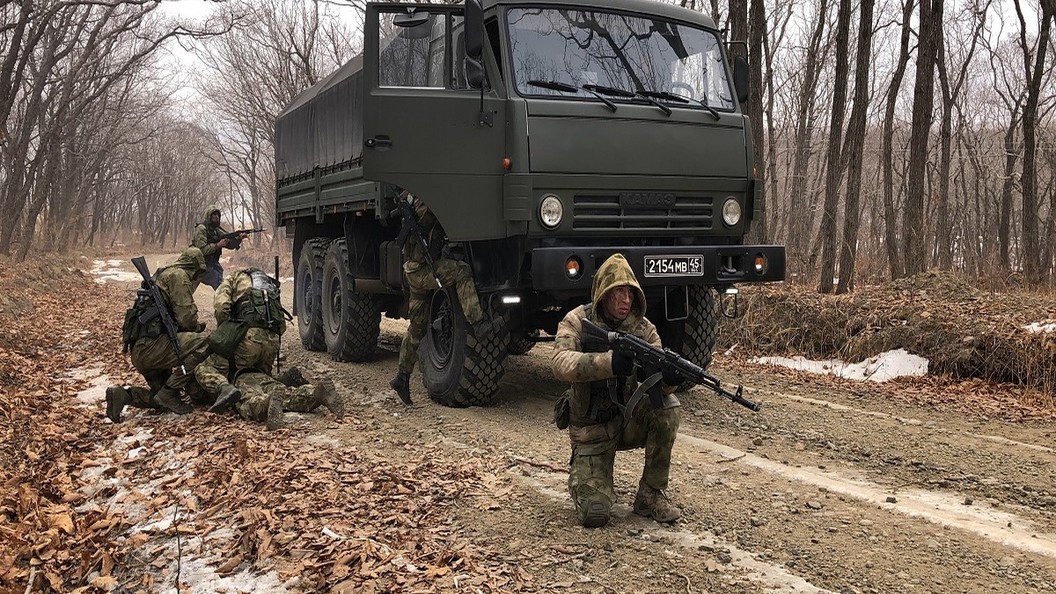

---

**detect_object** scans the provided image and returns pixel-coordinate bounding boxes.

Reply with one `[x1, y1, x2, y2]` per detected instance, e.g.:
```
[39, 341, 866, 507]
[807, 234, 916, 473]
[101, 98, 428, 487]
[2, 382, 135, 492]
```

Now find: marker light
[754, 254, 767, 274]
[501, 295, 521, 305]
[503, 157, 512, 170]
[565, 257, 582, 279]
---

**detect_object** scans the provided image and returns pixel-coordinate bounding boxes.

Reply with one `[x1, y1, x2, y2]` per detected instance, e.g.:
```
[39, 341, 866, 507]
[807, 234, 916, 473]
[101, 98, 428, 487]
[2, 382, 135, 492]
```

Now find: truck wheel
[683, 285, 720, 371]
[508, 329, 540, 355]
[296, 238, 332, 351]
[419, 289, 509, 407]
[655, 286, 719, 391]
[321, 239, 380, 362]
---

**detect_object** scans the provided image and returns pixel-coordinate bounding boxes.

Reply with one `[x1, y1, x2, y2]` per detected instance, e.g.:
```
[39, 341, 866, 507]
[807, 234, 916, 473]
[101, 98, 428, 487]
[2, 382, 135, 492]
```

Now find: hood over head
[171, 247, 207, 278]
[590, 253, 646, 323]
[203, 205, 222, 227]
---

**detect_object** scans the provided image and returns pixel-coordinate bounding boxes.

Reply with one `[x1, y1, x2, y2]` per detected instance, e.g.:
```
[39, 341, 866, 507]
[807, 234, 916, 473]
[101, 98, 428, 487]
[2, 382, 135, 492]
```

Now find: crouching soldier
[551, 253, 683, 528]
[194, 267, 344, 430]
[107, 248, 212, 422]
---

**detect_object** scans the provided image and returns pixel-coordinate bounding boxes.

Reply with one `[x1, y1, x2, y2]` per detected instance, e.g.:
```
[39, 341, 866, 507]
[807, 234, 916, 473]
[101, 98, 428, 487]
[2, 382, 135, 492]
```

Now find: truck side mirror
[465, 0, 483, 60]
[466, 57, 485, 89]
[733, 55, 750, 104]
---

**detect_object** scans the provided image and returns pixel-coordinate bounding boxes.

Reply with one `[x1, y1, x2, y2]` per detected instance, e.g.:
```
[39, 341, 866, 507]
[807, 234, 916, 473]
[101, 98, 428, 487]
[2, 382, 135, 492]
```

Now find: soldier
[193, 267, 344, 430]
[388, 191, 491, 405]
[190, 205, 248, 290]
[551, 253, 684, 528]
[106, 248, 212, 422]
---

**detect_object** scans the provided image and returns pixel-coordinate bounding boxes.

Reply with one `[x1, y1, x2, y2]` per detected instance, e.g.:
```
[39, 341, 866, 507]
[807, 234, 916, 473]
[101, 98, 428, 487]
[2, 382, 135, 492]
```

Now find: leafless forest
[0, 0, 1054, 290]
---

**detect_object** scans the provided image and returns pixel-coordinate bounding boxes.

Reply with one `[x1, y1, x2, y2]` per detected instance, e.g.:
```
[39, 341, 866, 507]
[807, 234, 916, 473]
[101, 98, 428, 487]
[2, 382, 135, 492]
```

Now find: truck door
[363, 4, 506, 241]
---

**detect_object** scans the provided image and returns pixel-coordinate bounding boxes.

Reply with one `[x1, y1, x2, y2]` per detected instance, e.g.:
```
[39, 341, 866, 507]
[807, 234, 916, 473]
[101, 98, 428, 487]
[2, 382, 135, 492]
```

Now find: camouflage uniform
[194, 268, 343, 430]
[107, 248, 211, 421]
[190, 205, 227, 290]
[552, 253, 682, 527]
[391, 192, 486, 404]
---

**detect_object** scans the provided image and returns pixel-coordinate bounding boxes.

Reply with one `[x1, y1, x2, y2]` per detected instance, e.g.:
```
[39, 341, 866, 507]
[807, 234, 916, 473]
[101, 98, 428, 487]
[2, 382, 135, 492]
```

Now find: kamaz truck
[275, 0, 785, 407]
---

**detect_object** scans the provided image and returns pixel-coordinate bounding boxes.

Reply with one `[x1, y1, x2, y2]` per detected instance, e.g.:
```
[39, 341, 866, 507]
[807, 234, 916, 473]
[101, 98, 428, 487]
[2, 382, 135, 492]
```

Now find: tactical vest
[231, 269, 285, 333]
[121, 285, 165, 352]
[575, 304, 627, 426]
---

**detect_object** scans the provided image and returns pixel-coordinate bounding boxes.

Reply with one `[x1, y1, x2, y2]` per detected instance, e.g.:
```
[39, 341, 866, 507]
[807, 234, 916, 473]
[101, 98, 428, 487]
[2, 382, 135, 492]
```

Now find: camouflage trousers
[397, 259, 483, 374]
[232, 371, 319, 423]
[567, 403, 681, 524]
[130, 331, 209, 395]
[194, 328, 280, 395]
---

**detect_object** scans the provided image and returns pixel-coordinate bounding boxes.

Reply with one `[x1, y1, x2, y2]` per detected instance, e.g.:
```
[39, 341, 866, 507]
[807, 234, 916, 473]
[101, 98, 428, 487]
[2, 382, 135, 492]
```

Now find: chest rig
[575, 304, 628, 426]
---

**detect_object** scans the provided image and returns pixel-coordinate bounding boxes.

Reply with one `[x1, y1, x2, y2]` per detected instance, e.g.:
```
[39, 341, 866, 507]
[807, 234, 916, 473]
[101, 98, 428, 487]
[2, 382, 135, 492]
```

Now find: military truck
[275, 0, 785, 407]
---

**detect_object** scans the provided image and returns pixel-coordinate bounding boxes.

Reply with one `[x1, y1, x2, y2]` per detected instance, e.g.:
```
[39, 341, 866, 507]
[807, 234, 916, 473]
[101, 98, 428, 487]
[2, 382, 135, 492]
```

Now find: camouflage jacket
[155, 248, 206, 332]
[214, 268, 287, 337]
[552, 254, 676, 444]
[191, 205, 225, 259]
[400, 193, 445, 273]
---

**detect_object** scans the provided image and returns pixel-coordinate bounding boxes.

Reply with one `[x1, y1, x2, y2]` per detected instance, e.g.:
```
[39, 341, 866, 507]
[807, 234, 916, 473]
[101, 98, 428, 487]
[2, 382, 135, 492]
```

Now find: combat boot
[105, 386, 130, 423]
[207, 383, 242, 413]
[389, 371, 412, 405]
[276, 366, 308, 387]
[265, 394, 284, 431]
[154, 387, 193, 415]
[574, 485, 611, 528]
[633, 481, 680, 523]
[311, 379, 344, 418]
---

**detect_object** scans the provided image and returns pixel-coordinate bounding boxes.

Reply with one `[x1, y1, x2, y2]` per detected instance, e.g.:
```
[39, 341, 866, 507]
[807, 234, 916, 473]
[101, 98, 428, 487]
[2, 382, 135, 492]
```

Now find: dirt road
[85, 256, 1056, 593]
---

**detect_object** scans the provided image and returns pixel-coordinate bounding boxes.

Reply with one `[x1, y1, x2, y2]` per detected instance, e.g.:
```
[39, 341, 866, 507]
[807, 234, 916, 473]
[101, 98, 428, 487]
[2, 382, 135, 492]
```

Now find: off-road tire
[420, 289, 509, 407]
[296, 238, 332, 351]
[508, 329, 540, 356]
[322, 239, 380, 362]
[682, 285, 719, 371]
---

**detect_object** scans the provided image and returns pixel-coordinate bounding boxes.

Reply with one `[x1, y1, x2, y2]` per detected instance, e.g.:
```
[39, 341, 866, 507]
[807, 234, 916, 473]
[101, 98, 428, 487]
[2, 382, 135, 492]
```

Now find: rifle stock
[131, 256, 187, 374]
[581, 318, 760, 412]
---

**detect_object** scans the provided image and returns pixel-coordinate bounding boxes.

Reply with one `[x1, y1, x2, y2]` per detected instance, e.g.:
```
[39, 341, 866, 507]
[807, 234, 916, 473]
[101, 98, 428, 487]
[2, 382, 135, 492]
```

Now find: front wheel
[654, 285, 719, 390]
[419, 289, 509, 407]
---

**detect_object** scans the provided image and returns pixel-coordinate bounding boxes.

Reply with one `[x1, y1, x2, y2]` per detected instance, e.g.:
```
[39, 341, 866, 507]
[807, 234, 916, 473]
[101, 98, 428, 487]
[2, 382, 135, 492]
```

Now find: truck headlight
[721, 197, 742, 227]
[539, 194, 563, 229]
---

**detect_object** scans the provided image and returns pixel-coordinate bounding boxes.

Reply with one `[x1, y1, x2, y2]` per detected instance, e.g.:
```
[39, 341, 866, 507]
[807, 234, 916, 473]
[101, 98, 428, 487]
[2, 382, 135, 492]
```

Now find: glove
[611, 349, 635, 377]
[660, 362, 682, 387]
[195, 322, 207, 333]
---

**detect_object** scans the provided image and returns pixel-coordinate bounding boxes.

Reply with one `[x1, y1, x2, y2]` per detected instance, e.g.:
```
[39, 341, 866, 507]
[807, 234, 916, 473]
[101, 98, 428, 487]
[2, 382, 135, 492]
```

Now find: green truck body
[275, 0, 785, 406]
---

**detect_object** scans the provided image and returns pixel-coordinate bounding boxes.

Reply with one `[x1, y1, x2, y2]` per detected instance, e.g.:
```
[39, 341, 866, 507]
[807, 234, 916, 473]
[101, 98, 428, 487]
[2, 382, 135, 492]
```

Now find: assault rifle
[581, 318, 760, 413]
[130, 256, 187, 374]
[390, 195, 442, 288]
[221, 228, 264, 250]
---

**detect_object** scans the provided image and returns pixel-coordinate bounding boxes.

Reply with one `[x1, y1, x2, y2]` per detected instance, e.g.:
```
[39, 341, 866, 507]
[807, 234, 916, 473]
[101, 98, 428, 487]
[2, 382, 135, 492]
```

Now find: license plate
[643, 255, 704, 277]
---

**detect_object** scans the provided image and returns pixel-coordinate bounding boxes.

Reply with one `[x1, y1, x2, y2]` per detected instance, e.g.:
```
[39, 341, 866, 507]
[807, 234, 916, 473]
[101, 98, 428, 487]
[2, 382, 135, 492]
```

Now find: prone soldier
[194, 267, 344, 430]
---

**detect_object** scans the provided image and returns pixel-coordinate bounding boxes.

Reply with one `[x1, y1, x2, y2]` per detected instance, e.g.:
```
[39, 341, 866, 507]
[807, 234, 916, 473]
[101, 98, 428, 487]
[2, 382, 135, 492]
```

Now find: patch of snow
[1023, 322, 1056, 334]
[303, 434, 342, 449]
[750, 349, 928, 382]
[90, 259, 141, 284]
[160, 556, 292, 594]
[76, 374, 112, 406]
[127, 446, 147, 460]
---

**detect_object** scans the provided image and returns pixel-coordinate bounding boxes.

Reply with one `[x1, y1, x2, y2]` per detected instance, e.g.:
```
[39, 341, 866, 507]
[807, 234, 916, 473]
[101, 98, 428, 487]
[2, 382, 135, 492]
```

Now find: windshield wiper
[528, 80, 617, 111]
[585, 84, 674, 116]
[638, 89, 721, 121]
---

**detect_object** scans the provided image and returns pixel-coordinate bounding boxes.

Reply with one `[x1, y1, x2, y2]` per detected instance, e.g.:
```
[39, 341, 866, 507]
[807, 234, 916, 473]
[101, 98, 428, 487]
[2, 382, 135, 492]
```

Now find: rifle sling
[624, 371, 663, 421]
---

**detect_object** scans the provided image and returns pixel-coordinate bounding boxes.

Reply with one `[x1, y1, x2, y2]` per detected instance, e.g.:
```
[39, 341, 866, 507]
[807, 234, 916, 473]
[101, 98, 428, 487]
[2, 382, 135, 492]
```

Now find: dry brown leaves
[0, 255, 537, 594]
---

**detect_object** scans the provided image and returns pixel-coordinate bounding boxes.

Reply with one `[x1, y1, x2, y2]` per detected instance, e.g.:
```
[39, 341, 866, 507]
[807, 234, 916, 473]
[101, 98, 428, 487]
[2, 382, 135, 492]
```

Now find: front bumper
[531, 245, 785, 291]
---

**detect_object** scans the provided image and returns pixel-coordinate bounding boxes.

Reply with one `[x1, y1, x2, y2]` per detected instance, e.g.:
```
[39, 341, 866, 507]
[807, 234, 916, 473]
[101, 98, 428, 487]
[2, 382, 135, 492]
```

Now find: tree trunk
[881, 0, 915, 280]
[835, 0, 876, 294]
[901, 0, 943, 277]
[816, 0, 852, 293]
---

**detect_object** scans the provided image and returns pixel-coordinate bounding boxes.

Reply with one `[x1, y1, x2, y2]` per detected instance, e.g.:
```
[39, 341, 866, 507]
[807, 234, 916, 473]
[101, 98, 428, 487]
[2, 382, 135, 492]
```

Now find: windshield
[507, 7, 735, 111]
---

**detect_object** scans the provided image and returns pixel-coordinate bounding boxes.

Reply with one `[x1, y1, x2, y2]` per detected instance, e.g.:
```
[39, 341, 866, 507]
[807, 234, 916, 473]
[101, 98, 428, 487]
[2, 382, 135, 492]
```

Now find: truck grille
[572, 194, 714, 231]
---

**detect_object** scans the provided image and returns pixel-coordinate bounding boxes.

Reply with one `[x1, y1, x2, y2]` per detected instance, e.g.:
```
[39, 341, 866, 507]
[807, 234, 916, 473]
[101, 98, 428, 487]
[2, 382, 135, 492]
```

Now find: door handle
[365, 135, 392, 151]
